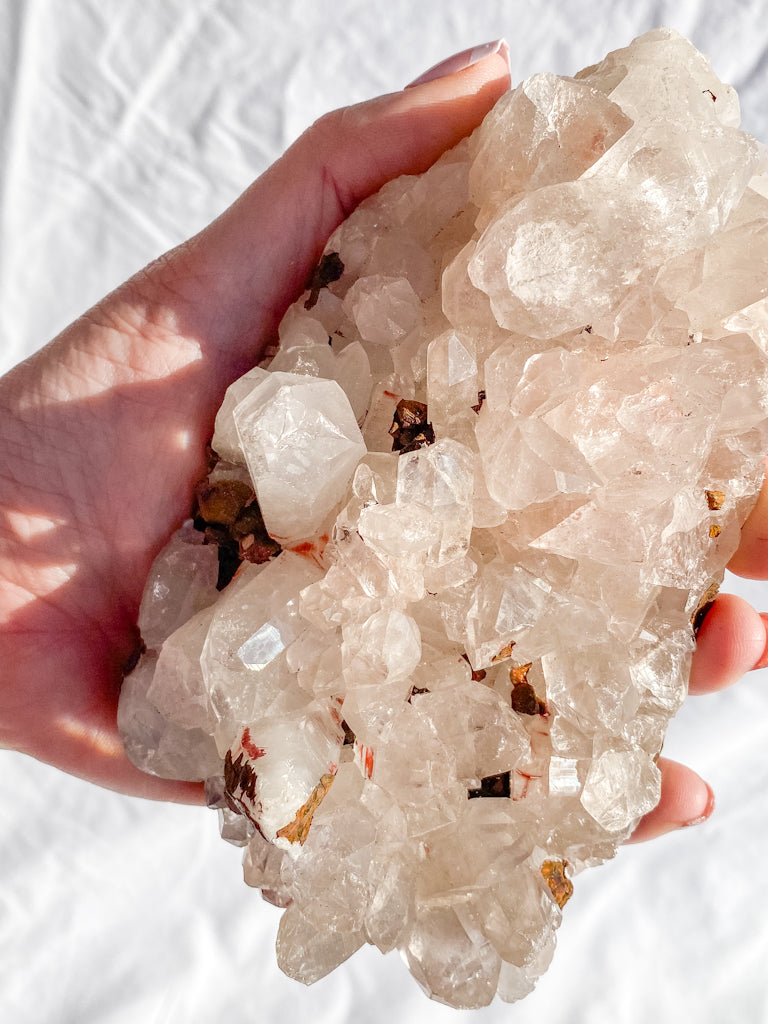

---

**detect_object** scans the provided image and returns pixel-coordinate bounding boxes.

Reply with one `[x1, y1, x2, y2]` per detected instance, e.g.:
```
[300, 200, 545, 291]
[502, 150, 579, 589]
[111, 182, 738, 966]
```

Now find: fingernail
[684, 781, 715, 827]
[406, 39, 510, 89]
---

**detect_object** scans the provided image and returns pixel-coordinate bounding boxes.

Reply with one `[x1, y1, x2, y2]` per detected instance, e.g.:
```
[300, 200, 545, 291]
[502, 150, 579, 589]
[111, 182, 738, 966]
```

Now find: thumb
[149, 45, 511, 380]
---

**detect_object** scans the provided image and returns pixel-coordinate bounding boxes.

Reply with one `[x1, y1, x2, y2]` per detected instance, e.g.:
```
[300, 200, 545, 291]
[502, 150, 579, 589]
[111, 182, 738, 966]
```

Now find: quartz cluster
[118, 29, 768, 1008]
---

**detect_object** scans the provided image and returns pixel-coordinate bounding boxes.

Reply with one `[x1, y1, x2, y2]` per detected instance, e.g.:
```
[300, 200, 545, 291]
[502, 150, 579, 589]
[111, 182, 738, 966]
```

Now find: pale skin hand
[0, 50, 766, 842]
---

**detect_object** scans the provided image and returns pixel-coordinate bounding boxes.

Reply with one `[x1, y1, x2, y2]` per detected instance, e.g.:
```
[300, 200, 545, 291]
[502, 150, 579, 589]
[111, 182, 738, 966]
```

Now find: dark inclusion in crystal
[510, 663, 548, 715]
[304, 252, 345, 310]
[461, 652, 487, 682]
[692, 581, 720, 636]
[390, 399, 435, 453]
[215, 543, 242, 591]
[407, 685, 430, 704]
[511, 682, 545, 716]
[224, 749, 258, 813]
[192, 477, 281, 590]
[468, 771, 511, 799]
[195, 478, 253, 526]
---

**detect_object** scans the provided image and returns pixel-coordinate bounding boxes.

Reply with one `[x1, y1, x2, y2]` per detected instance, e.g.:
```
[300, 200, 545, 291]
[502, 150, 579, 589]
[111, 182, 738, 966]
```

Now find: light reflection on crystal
[237, 604, 299, 670]
[548, 757, 581, 796]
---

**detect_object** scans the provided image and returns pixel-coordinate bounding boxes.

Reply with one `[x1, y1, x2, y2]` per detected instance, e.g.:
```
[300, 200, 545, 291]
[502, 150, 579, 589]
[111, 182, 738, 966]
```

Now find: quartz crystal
[118, 29, 768, 1008]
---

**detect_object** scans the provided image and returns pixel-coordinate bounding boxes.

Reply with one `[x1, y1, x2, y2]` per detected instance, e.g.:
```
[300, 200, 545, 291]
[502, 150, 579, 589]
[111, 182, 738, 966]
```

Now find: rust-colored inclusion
[276, 772, 336, 846]
[510, 662, 533, 685]
[192, 476, 281, 589]
[705, 489, 726, 510]
[461, 653, 487, 683]
[389, 399, 435, 453]
[541, 859, 574, 908]
[509, 662, 547, 715]
[195, 478, 253, 526]
[492, 641, 516, 663]
[223, 749, 260, 824]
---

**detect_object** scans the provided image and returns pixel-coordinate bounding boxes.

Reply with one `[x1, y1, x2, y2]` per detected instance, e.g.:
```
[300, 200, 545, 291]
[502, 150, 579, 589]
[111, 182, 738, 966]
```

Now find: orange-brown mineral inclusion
[541, 860, 574, 909]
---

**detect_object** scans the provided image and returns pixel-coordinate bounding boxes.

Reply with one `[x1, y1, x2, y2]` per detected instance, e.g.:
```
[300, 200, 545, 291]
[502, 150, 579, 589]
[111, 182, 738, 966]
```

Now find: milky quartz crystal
[118, 30, 768, 1008]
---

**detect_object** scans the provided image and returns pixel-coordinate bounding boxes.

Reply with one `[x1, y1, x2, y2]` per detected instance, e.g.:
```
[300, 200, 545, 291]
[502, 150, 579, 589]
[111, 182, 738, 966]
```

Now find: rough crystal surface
[118, 29, 768, 1008]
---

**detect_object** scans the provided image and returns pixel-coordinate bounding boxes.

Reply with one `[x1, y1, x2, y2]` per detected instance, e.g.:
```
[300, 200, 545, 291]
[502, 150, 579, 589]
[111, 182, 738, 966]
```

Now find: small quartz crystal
[119, 29, 768, 1008]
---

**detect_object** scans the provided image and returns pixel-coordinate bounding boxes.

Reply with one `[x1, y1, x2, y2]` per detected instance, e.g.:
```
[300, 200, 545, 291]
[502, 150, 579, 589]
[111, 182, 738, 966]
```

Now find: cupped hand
[0, 47, 512, 802]
[0, 44, 765, 844]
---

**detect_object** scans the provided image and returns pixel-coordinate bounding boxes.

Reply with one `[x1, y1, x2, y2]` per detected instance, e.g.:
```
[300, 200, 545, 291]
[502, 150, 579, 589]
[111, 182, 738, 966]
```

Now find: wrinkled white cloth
[2, 2, 768, 1022]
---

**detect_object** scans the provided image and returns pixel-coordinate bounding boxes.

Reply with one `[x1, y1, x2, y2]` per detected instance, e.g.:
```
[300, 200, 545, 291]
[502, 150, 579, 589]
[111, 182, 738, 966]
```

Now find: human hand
[0, 39, 765, 841]
[0, 43, 512, 802]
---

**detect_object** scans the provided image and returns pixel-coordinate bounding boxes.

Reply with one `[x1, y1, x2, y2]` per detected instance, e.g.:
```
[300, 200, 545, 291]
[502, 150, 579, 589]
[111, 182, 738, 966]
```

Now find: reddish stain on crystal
[241, 728, 265, 760]
[355, 741, 375, 779]
[289, 534, 329, 566]
[513, 769, 542, 802]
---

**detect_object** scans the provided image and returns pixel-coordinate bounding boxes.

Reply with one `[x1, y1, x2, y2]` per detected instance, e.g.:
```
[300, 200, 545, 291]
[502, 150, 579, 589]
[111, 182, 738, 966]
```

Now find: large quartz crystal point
[117, 648, 222, 781]
[276, 903, 365, 985]
[118, 26, 768, 1011]
[580, 747, 662, 833]
[467, 72, 633, 213]
[402, 905, 501, 1009]
[146, 606, 219, 734]
[469, 74, 759, 336]
[225, 700, 344, 845]
[212, 366, 270, 464]
[233, 371, 367, 544]
[200, 552, 323, 750]
[118, 524, 223, 780]
[138, 520, 219, 650]
[396, 439, 475, 566]
[340, 608, 422, 743]
[268, 338, 373, 423]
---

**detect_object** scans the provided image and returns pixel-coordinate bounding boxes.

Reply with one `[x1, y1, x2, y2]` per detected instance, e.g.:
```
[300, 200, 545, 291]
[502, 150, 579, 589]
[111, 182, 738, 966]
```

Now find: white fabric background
[2, 1, 768, 1021]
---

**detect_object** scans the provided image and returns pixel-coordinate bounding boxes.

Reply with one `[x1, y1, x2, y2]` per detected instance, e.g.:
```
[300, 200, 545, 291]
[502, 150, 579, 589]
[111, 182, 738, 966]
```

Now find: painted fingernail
[406, 39, 510, 89]
[684, 782, 715, 827]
